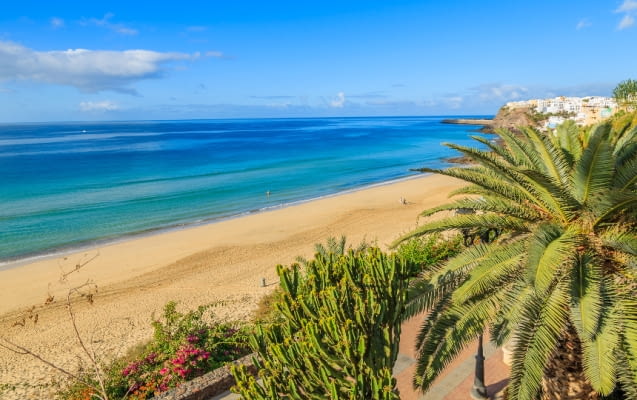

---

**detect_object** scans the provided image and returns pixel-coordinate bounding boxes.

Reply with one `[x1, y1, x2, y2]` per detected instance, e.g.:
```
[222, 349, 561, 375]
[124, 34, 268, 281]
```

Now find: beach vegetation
[295, 235, 372, 266]
[613, 79, 637, 110]
[57, 301, 251, 400]
[394, 119, 637, 399]
[232, 248, 410, 399]
[393, 233, 463, 275]
[252, 287, 285, 322]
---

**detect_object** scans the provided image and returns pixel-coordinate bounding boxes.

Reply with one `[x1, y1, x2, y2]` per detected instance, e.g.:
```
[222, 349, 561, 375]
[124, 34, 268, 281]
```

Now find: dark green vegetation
[58, 302, 250, 400]
[614, 79, 637, 110]
[232, 249, 410, 399]
[394, 115, 637, 400]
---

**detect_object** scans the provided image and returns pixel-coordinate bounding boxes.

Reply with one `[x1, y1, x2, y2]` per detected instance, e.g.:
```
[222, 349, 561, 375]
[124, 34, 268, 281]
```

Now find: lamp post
[470, 333, 488, 399]
[455, 207, 495, 400]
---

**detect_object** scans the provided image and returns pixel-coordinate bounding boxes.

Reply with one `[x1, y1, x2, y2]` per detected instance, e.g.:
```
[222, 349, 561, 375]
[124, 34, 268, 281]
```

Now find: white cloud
[576, 18, 591, 30]
[81, 13, 137, 35]
[617, 0, 637, 12]
[79, 101, 119, 112]
[445, 96, 464, 109]
[330, 92, 346, 108]
[618, 14, 635, 29]
[615, 1, 637, 29]
[205, 51, 225, 58]
[0, 40, 198, 94]
[472, 83, 529, 102]
[50, 17, 64, 29]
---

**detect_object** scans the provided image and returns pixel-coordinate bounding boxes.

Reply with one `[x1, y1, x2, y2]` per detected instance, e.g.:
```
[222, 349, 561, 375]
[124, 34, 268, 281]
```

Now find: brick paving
[213, 314, 511, 400]
[396, 314, 510, 400]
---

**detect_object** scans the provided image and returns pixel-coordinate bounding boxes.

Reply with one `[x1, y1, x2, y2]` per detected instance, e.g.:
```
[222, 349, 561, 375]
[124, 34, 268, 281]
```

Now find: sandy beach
[0, 174, 463, 399]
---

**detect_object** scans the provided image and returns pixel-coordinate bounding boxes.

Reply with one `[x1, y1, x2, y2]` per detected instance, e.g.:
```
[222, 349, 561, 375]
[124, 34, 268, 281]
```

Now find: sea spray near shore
[0, 116, 489, 262]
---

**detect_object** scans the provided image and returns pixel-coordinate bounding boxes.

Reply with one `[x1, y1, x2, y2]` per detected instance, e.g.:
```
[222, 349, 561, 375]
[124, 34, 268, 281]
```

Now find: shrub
[232, 248, 411, 399]
[394, 233, 462, 275]
[57, 302, 251, 400]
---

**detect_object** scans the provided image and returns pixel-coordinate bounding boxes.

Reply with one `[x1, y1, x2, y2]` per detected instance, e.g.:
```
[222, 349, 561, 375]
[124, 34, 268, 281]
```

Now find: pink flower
[186, 334, 199, 343]
[159, 368, 168, 375]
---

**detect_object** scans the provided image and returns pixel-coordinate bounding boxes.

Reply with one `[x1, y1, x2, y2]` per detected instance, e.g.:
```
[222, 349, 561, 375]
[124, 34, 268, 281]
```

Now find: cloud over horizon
[79, 100, 119, 112]
[0, 40, 198, 94]
[330, 92, 346, 108]
[471, 83, 529, 102]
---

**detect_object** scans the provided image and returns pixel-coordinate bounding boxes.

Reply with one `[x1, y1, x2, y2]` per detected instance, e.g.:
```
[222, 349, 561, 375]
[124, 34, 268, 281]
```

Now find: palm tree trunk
[540, 324, 599, 400]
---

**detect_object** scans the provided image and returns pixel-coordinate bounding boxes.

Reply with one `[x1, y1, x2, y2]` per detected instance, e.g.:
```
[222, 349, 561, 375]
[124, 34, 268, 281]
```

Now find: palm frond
[613, 151, 637, 190]
[572, 124, 615, 204]
[580, 302, 621, 395]
[554, 120, 583, 163]
[393, 213, 529, 247]
[525, 224, 581, 294]
[413, 294, 500, 392]
[470, 135, 519, 164]
[570, 254, 604, 340]
[593, 191, 637, 227]
[418, 166, 551, 211]
[514, 168, 576, 221]
[519, 126, 571, 187]
[403, 277, 461, 321]
[508, 280, 571, 400]
[490, 285, 535, 346]
[452, 240, 526, 303]
[615, 345, 637, 399]
[419, 196, 542, 221]
[613, 125, 637, 157]
[495, 128, 537, 169]
[600, 228, 637, 257]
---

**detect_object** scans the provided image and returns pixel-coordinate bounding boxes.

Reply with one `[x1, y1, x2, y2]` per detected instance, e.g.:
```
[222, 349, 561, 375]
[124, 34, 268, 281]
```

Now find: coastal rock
[491, 106, 536, 131]
[441, 118, 494, 126]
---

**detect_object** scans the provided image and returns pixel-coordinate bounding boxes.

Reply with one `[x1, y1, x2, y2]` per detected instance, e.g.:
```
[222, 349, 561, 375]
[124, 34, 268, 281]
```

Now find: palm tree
[393, 119, 637, 400]
[614, 79, 637, 111]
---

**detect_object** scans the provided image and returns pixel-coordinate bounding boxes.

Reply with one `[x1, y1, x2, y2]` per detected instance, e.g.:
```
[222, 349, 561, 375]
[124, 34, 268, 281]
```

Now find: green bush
[394, 233, 462, 275]
[57, 302, 251, 400]
[232, 248, 410, 400]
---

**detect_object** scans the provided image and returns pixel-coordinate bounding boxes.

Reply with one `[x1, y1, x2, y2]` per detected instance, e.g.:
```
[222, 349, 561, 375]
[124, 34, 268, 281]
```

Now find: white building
[505, 96, 618, 128]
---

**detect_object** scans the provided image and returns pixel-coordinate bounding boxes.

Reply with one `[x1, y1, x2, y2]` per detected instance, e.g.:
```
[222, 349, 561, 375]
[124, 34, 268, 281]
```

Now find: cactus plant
[232, 248, 409, 399]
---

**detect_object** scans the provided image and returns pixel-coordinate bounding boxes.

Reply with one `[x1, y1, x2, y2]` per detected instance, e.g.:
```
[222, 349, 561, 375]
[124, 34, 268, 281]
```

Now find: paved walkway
[395, 315, 510, 399]
[212, 314, 510, 400]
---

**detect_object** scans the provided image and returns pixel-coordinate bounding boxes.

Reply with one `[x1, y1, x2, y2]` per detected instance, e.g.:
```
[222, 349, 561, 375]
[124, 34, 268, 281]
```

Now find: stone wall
[154, 353, 257, 400]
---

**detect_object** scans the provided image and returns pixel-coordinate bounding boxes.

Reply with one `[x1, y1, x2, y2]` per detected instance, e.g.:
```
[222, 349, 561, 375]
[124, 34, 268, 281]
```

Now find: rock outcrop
[491, 106, 536, 131]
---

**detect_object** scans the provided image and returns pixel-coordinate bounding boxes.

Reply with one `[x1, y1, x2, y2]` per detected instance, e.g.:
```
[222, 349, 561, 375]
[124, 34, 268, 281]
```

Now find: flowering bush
[58, 301, 251, 400]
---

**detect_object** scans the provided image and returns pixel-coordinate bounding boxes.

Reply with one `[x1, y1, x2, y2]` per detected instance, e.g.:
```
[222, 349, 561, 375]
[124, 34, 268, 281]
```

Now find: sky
[0, 0, 636, 122]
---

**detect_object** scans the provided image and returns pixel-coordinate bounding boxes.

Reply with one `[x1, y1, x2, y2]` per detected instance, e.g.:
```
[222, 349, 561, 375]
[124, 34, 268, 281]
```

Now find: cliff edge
[491, 106, 536, 131]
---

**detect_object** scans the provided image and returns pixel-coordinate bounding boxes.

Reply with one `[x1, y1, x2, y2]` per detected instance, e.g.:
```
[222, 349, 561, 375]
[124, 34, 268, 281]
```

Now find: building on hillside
[504, 96, 618, 130]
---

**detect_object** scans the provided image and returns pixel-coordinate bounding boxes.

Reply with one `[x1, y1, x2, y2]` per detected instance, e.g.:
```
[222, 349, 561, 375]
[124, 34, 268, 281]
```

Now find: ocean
[0, 116, 489, 263]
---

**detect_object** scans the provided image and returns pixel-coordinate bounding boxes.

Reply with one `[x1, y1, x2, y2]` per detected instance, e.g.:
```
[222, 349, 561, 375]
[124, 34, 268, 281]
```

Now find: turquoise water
[0, 116, 489, 262]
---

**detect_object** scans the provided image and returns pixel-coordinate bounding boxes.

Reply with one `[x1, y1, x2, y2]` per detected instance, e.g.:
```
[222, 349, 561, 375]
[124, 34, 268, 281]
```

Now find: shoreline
[0, 173, 464, 400]
[0, 173, 424, 271]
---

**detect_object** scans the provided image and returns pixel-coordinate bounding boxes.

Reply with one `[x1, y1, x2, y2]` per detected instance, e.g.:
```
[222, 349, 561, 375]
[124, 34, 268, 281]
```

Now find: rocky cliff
[491, 106, 537, 131]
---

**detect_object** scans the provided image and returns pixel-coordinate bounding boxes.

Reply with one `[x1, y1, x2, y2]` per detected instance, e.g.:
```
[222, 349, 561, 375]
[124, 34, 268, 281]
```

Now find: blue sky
[0, 1, 636, 122]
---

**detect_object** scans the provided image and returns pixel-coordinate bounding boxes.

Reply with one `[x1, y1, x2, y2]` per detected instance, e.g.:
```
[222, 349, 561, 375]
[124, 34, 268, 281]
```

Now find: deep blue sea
[0, 116, 489, 263]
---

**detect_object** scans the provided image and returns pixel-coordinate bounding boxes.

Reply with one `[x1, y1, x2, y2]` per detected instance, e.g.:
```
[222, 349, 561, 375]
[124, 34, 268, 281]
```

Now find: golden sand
[0, 174, 462, 399]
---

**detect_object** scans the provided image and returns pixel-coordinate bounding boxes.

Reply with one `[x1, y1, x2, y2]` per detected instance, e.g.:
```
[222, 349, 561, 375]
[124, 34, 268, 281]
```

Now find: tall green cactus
[232, 248, 409, 399]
